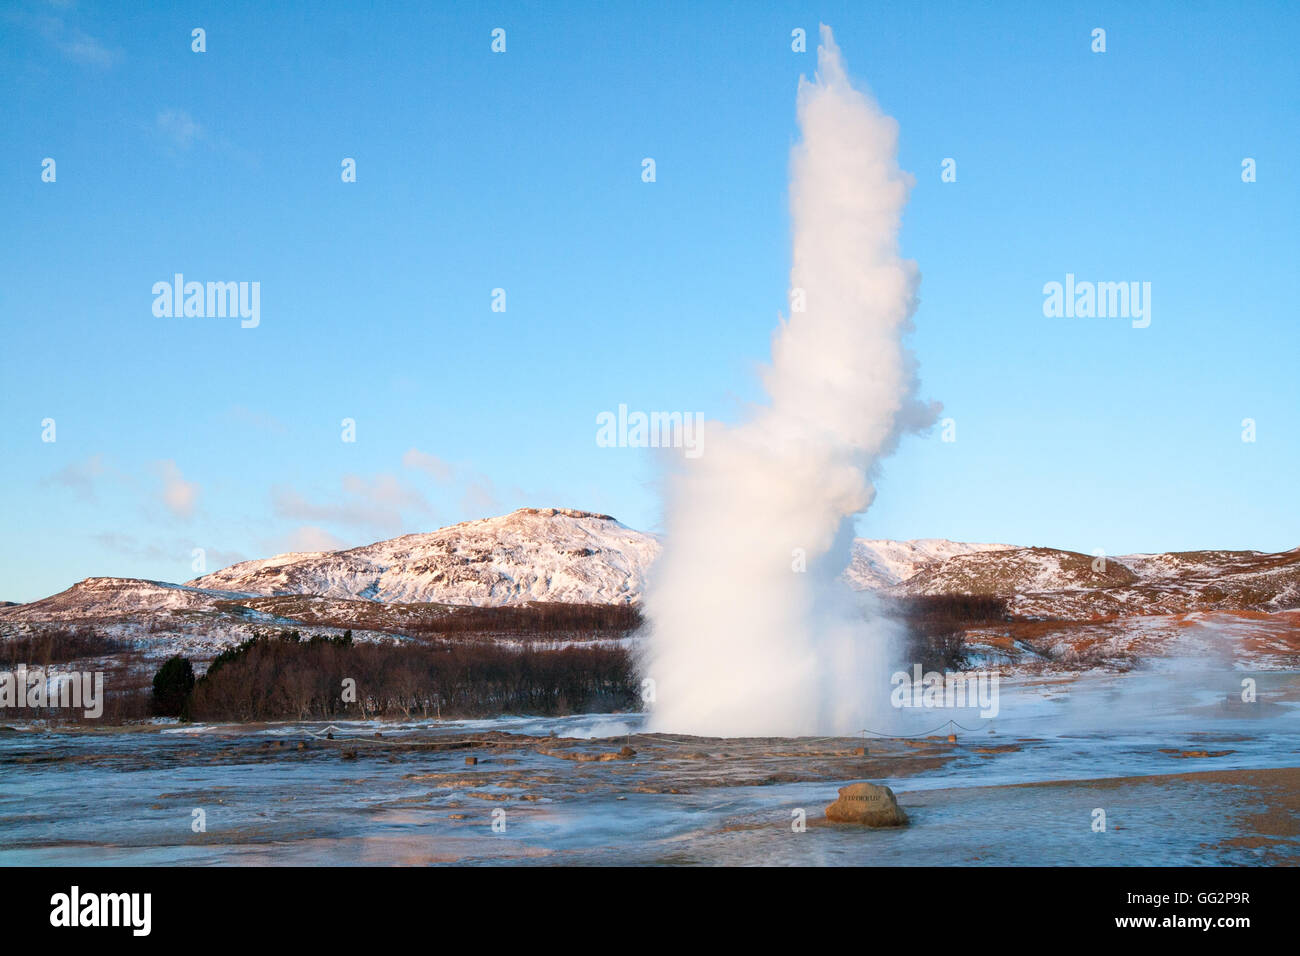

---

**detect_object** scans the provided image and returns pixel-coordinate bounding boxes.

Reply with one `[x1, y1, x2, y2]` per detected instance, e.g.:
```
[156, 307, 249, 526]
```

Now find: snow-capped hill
[845, 538, 1016, 589]
[896, 547, 1139, 597]
[1118, 547, 1298, 583]
[189, 507, 662, 606]
[0, 577, 252, 622]
[4, 509, 1297, 671]
[891, 545, 1300, 618]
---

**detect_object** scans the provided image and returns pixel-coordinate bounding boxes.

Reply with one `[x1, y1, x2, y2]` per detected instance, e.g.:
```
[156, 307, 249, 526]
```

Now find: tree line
[884, 594, 1011, 671]
[163, 629, 638, 721]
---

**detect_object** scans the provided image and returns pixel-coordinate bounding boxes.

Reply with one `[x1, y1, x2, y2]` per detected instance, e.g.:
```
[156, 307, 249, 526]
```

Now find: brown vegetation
[884, 594, 1010, 670]
[403, 602, 641, 641]
[0, 627, 151, 724]
[0, 627, 132, 667]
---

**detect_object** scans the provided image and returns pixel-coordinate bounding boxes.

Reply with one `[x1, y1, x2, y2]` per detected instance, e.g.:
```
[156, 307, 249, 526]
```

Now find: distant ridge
[2, 509, 1296, 668]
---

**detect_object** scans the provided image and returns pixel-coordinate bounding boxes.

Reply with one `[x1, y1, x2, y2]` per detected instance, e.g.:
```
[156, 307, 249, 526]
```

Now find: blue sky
[2, 0, 1297, 602]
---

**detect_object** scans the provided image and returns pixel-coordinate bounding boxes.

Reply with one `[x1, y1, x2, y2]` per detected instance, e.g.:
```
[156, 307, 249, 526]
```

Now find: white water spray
[643, 26, 937, 737]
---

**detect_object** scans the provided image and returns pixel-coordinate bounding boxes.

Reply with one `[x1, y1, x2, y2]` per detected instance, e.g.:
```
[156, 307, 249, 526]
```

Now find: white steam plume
[643, 26, 937, 737]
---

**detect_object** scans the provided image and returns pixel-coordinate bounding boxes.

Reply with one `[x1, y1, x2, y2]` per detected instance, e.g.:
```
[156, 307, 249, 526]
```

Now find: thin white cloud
[25, 6, 120, 68]
[155, 460, 199, 519]
[461, 475, 501, 517]
[91, 531, 170, 562]
[272, 470, 432, 540]
[271, 484, 404, 537]
[57, 26, 117, 67]
[91, 531, 244, 572]
[43, 453, 106, 500]
[156, 109, 204, 151]
[277, 525, 349, 554]
[342, 472, 431, 513]
[402, 447, 455, 484]
[402, 447, 523, 520]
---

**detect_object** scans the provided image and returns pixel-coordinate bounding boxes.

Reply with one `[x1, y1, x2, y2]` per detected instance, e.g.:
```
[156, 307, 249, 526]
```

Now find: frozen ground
[0, 667, 1296, 865]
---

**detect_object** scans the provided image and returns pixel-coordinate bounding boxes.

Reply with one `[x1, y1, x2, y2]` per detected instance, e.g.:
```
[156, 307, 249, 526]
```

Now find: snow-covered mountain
[6, 508, 1297, 620]
[889, 545, 1300, 617]
[0, 577, 248, 621]
[187, 508, 661, 607]
[2, 508, 1296, 671]
[0, 513, 1012, 646]
[845, 538, 1017, 589]
[184, 517, 1017, 608]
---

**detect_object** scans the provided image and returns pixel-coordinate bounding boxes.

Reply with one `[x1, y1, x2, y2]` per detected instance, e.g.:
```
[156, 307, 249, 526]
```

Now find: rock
[618, 746, 636, 758]
[465, 756, 477, 765]
[824, 782, 909, 827]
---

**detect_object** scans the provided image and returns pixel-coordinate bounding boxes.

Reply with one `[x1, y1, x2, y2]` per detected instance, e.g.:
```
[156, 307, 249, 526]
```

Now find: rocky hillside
[2, 508, 1296, 670]
[845, 538, 1016, 589]
[187, 508, 660, 606]
[0, 577, 246, 621]
[890, 546, 1300, 618]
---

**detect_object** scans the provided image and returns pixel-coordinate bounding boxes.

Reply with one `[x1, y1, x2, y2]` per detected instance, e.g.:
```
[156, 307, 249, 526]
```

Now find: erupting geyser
[643, 25, 937, 737]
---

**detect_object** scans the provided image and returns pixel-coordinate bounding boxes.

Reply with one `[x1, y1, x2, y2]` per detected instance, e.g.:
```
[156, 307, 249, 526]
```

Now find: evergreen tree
[152, 656, 195, 717]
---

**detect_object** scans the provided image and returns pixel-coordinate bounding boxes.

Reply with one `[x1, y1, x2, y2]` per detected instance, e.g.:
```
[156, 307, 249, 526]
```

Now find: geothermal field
[5, 2, 1296, 911]
[2, 668, 1296, 865]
